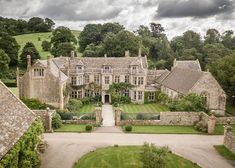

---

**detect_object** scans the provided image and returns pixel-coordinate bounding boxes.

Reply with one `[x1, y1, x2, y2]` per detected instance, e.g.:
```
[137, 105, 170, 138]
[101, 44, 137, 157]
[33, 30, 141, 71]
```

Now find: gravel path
[40, 133, 233, 168]
[101, 104, 115, 126]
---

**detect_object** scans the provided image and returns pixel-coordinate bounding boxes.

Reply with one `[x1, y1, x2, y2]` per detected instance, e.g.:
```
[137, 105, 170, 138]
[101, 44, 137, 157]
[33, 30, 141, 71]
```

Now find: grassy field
[79, 104, 95, 113]
[54, 124, 88, 132]
[74, 146, 200, 168]
[123, 125, 201, 134]
[8, 87, 19, 98]
[14, 30, 81, 59]
[214, 145, 235, 160]
[120, 103, 169, 113]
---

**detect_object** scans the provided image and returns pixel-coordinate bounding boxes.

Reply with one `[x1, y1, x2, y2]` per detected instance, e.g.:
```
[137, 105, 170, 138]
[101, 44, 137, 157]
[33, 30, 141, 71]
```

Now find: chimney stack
[71, 51, 75, 59]
[47, 56, 50, 68]
[138, 48, 142, 57]
[125, 50, 130, 57]
[27, 55, 31, 70]
[104, 53, 107, 58]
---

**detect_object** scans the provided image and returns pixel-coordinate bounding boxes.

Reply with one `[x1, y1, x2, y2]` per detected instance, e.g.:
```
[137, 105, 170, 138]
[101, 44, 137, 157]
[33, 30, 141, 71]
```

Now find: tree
[50, 26, 77, 57]
[79, 24, 102, 52]
[20, 42, 41, 68]
[150, 23, 165, 38]
[83, 43, 104, 57]
[0, 32, 20, 66]
[135, 25, 152, 38]
[181, 30, 203, 52]
[0, 49, 10, 73]
[44, 18, 55, 30]
[203, 43, 231, 65]
[41, 40, 51, 51]
[28, 17, 48, 32]
[204, 29, 220, 44]
[101, 22, 124, 39]
[103, 30, 145, 57]
[51, 42, 75, 57]
[209, 53, 235, 99]
[221, 30, 235, 50]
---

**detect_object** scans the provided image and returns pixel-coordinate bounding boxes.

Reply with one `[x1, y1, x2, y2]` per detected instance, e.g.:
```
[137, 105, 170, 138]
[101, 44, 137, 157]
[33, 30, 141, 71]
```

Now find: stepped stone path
[93, 104, 122, 133]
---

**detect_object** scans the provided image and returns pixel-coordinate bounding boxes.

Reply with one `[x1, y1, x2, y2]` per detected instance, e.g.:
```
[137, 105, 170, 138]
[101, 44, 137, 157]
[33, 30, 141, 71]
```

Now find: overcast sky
[0, 0, 235, 39]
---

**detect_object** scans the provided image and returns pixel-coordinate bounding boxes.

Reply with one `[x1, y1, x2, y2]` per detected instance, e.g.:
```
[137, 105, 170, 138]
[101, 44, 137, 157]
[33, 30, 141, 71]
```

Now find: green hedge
[0, 120, 44, 168]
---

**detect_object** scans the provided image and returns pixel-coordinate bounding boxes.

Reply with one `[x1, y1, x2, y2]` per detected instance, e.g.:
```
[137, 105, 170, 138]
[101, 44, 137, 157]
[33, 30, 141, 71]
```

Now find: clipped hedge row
[0, 120, 44, 168]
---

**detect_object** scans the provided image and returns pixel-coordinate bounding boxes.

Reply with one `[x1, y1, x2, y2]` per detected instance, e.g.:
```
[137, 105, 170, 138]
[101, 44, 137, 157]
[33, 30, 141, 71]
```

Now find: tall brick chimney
[71, 50, 75, 59]
[138, 48, 142, 57]
[125, 50, 130, 57]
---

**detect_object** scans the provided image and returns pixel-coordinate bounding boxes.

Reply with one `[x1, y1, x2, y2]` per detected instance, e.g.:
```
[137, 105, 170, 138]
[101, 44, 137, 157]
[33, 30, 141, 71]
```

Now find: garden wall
[62, 120, 96, 125]
[224, 126, 235, 154]
[116, 110, 209, 126]
[216, 117, 235, 125]
[33, 109, 55, 132]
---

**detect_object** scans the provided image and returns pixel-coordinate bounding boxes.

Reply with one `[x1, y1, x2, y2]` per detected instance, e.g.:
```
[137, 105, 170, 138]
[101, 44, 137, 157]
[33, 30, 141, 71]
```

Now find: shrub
[113, 102, 119, 107]
[120, 96, 131, 104]
[85, 125, 92, 132]
[140, 142, 169, 168]
[52, 113, 62, 129]
[194, 121, 208, 132]
[66, 99, 83, 112]
[125, 125, 132, 132]
[136, 113, 145, 120]
[57, 111, 74, 120]
[21, 98, 47, 110]
[81, 97, 91, 105]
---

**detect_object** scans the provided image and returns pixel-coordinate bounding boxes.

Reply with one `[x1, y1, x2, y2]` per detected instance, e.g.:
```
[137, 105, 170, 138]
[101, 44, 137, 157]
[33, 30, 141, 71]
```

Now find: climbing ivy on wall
[0, 119, 44, 168]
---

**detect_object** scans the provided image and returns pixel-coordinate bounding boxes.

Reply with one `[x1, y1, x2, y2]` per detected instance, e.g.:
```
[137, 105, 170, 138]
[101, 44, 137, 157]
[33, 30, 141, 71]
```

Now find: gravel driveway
[40, 133, 233, 168]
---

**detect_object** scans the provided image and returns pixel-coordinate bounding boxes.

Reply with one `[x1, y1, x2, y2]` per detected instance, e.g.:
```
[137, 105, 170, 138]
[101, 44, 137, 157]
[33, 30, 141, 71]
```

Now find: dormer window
[104, 66, 110, 70]
[76, 65, 82, 70]
[34, 68, 44, 77]
[132, 66, 137, 70]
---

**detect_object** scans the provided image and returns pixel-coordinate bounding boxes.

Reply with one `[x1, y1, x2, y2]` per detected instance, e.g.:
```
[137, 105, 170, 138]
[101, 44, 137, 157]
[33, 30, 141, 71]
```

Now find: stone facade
[19, 53, 226, 115]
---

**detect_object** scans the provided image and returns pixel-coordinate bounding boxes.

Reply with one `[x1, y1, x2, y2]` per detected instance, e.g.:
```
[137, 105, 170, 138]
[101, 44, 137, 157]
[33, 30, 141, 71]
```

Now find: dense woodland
[0, 17, 235, 102]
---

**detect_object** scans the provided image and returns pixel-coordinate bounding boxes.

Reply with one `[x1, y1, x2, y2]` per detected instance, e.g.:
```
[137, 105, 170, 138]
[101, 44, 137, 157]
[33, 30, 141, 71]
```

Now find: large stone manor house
[18, 50, 226, 116]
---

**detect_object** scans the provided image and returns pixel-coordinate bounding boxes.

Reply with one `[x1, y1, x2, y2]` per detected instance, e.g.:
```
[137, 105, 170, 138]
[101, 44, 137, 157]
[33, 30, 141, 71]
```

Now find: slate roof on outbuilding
[173, 59, 201, 71]
[161, 68, 203, 94]
[0, 81, 36, 160]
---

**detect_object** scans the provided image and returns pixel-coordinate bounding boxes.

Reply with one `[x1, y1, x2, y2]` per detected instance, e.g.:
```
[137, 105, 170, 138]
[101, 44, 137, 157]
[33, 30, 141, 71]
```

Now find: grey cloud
[156, 0, 235, 18]
[34, 0, 122, 21]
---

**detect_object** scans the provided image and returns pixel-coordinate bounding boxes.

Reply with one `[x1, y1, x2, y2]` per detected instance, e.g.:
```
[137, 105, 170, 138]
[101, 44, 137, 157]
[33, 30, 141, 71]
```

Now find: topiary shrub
[125, 125, 132, 132]
[52, 113, 62, 129]
[85, 125, 92, 132]
[57, 111, 75, 120]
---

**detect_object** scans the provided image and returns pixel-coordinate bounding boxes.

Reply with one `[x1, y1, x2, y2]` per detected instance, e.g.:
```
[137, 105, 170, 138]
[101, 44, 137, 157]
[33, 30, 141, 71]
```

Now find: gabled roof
[0, 81, 36, 159]
[37, 59, 68, 82]
[161, 68, 203, 94]
[173, 59, 201, 71]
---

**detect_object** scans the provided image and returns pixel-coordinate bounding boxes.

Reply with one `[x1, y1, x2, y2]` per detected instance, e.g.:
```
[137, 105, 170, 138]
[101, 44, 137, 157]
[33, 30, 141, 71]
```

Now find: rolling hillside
[14, 30, 81, 59]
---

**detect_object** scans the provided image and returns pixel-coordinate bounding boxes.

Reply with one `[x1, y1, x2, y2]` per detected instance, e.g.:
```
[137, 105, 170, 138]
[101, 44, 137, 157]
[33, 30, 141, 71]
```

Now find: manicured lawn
[54, 124, 87, 132]
[14, 30, 81, 59]
[8, 87, 19, 98]
[123, 125, 201, 134]
[79, 104, 95, 113]
[214, 125, 235, 135]
[214, 145, 235, 160]
[74, 146, 200, 168]
[121, 103, 169, 113]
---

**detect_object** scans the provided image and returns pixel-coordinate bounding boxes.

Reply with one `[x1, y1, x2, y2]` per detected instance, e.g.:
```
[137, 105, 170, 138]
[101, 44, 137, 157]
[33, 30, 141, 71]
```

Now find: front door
[105, 95, 109, 103]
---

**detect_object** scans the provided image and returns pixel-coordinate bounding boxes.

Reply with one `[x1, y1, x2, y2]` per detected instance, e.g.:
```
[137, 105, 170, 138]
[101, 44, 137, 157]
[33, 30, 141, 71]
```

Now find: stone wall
[62, 120, 96, 125]
[116, 110, 209, 126]
[224, 125, 235, 154]
[33, 109, 55, 133]
[216, 117, 235, 125]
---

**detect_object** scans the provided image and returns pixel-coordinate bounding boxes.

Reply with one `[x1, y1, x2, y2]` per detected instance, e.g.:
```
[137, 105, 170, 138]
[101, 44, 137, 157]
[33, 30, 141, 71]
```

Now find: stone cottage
[0, 80, 36, 159]
[19, 51, 226, 115]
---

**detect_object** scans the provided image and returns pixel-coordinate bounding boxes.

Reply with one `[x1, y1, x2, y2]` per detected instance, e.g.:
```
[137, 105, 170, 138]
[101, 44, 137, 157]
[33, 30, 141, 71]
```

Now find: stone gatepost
[46, 107, 53, 133]
[95, 107, 102, 125]
[207, 113, 216, 134]
[115, 108, 122, 126]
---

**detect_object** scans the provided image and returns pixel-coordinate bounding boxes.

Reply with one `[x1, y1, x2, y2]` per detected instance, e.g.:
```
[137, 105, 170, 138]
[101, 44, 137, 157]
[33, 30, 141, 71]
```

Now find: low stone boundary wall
[33, 108, 55, 133]
[217, 117, 235, 125]
[62, 120, 96, 125]
[224, 125, 235, 154]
